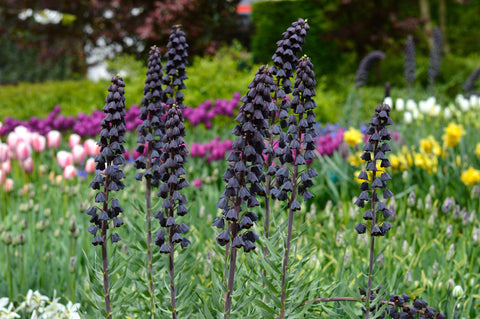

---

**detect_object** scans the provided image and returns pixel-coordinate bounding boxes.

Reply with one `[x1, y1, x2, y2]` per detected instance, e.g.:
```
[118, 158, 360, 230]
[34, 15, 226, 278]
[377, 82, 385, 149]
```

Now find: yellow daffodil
[343, 127, 363, 147]
[420, 135, 442, 156]
[442, 123, 465, 147]
[347, 151, 362, 166]
[461, 167, 480, 186]
[475, 143, 480, 158]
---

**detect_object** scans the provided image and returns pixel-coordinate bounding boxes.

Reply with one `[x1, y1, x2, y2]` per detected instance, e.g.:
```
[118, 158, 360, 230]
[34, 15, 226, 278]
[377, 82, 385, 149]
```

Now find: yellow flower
[475, 143, 480, 158]
[420, 135, 442, 156]
[390, 154, 400, 170]
[343, 127, 363, 147]
[347, 151, 362, 166]
[461, 167, 480, 186]
[442, 123, 465, 147]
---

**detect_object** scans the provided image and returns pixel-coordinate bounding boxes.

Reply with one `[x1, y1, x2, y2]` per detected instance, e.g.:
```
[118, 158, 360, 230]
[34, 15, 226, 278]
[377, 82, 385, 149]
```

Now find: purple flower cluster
[0, 93, 242, 137]
[190, 137, 233, 163]
[315, 127, 345, 156]
[1, 105, 76, 136]
[182, 92, 241, 128]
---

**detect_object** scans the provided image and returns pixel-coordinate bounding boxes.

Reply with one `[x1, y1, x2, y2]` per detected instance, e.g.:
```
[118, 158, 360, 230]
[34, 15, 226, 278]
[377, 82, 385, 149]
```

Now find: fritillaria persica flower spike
[404, 35, 416, 91]
[215, 65, 272, 318]
[354, 51, 386, 88]
[134, 45, 166, 317]
[278, 55, 318, 319]
[153, 24, 189, 319]
[354, 102, 393, 319]
[264, 18, 310, 254]
[85, 75, 127, 319]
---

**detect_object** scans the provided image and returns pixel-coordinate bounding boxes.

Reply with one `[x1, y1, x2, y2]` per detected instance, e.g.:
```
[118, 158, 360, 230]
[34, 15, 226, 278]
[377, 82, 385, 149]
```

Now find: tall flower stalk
[354, 102, 394, 319]
[85, 75, 127, 319]
[404, 35, 416, 97]
[354, 50, 386, 88]
[428, 26, 442, 92]
[134, 45, 166, 318]
[214, 65, 271, 318]
[265, 17, 309, 251]
[278, 55, 318, 319]
[153, 24, 190, 319]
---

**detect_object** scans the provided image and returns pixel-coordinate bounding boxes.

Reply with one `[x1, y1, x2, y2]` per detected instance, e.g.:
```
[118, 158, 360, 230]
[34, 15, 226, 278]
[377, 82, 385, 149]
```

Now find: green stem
[279, 164, 298, 319]
[6, 245, 12, 298]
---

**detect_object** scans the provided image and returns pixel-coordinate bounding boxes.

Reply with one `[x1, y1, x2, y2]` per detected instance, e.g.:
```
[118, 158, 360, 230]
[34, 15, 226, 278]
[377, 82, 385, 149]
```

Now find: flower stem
[366, 142, 378, 319]
[145, 144, 155, 318]
[224, 222, 238, 318]
[169, 227, 177, 319]
[279, 164, 298, 319]
[102, 175, 111, 319]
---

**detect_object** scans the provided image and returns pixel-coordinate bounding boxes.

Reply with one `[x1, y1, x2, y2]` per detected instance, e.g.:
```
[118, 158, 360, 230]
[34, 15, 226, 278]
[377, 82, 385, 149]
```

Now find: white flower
[0, 298, 9, 310]
[383, 96, 392, 108]
[403, 111, 413, 124]
[458, 97, 470, 112]
[61, 301, 81, 319]
[470, 95, 479, 109]
[443, 106, 452, 119]
[0, 300, 20, 319]
[452, 285, 464, 298]
[406, 99, 417, 112]
[19, 290, 49, 313]
[395, 98, 405, 111]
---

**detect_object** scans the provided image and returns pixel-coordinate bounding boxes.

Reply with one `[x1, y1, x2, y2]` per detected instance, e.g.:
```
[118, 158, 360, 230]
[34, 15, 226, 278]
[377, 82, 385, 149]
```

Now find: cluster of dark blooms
[78, 19, 447, 319]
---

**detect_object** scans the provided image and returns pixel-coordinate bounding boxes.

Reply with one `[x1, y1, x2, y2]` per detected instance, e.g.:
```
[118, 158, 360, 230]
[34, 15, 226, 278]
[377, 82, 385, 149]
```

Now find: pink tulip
[7, 132, 19, 149]
[2, 160, 11, 174]
[85, 158, 96, 174]
[0, 169, 5, 185]
[47, 130, 62, 149]
[68, 134, 81, 148]
[0, 143, 9, 162]
[193, 178, 202, 188]
[72, 145, 86, 163]
[3, 178, 13, 192]
[16, 142, 32, 160]
[13, 126, 31, 144]
[57, 151, 73, 168]
[63, 165, 77, 179]
[31, 133, 46, 152]
[22, 157, 34, 174]
[84, 139, 100, 156]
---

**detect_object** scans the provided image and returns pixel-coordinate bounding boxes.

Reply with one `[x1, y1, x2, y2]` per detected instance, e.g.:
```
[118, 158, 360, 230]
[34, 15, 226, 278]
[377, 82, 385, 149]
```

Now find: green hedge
[251, 0, 342, 76]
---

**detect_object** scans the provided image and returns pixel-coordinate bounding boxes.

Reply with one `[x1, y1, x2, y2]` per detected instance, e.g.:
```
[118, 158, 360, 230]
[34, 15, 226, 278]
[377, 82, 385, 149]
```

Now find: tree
[0, 0, 241, 76]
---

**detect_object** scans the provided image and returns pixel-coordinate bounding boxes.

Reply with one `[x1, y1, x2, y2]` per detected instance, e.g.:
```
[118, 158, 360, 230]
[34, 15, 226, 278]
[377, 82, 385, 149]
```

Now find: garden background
[0, 0, 480, 318]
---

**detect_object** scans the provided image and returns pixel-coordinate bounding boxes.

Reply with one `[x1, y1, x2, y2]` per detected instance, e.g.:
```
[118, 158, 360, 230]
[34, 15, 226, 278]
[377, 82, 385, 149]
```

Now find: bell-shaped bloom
[72, 144, 86, 163]
[16, 141, 32, 160]
[84, 139, 100, 157]
[47, 130, 62, 149]
[0, 143, 10, 162]
[22, 157, 34, 174]
[85, 157, 96, 174]
[31, 133, 46, 152]
[63, 165, 77, 179]
[68, 133, 81, 148]
[57, 151, 73, 168]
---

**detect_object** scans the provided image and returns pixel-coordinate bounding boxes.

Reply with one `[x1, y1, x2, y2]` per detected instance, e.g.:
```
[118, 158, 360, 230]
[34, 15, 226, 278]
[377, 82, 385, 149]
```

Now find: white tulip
[395, 98, 405, 111]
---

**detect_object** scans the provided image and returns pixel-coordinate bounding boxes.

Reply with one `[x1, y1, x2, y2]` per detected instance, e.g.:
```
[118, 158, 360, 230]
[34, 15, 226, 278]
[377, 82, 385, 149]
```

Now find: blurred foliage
[0, 0, 243, 78]
[0, 43, 259, 121]
[251, 0, 342, 76]
[0, 36, 74, 84]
